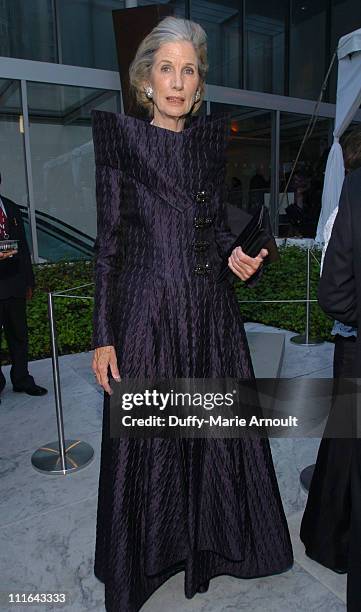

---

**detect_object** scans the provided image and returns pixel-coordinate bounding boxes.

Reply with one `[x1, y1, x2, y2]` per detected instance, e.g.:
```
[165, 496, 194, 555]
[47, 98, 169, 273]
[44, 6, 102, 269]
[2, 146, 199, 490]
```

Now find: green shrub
[0, 246, 335, 364]
[1, 260, 95, 364]
[234, 245, 334, 340]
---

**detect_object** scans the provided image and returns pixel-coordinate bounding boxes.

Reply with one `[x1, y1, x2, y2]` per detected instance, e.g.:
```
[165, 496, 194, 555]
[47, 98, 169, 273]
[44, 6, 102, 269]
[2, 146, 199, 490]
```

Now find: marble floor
[0, 323, 346, 612]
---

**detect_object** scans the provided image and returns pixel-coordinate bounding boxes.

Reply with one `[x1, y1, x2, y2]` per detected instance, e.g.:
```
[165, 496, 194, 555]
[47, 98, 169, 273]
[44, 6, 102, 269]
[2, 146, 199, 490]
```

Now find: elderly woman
[91, 16, 292, 612]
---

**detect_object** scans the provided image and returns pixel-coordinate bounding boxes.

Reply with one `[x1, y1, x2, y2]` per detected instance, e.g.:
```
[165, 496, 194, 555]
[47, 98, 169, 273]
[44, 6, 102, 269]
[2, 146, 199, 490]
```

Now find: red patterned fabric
[0, 204, 8, 239]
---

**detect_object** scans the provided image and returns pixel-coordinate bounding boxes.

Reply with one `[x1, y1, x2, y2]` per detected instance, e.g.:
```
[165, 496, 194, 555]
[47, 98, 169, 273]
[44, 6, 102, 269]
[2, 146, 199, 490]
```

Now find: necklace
[149, 118, 185, 132]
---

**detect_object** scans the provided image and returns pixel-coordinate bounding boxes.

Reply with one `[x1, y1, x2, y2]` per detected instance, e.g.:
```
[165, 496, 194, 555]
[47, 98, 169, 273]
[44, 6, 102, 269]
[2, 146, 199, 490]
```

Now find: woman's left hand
[228, 246, 268, 281]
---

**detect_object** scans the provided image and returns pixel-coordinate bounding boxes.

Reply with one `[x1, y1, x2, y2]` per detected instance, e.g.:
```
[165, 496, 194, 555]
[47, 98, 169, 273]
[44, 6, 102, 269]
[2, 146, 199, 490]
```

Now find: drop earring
[194, 90, 200, 103]
[145, 86, 153, 99]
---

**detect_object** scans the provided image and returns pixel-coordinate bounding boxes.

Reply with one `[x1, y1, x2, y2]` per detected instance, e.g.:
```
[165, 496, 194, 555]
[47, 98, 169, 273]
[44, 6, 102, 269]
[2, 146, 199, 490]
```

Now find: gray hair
[129, 16, 208, 116]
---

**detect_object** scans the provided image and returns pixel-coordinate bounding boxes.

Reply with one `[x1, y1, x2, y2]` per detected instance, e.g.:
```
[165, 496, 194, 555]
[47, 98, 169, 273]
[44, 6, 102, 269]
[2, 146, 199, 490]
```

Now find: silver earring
[194, 90, 200, 103]
[145, 86, 153, 99]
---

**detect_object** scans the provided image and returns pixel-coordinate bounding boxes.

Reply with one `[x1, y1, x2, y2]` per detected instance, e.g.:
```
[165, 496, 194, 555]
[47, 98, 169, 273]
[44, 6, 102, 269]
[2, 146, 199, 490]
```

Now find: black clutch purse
[216, 206, 279, 283]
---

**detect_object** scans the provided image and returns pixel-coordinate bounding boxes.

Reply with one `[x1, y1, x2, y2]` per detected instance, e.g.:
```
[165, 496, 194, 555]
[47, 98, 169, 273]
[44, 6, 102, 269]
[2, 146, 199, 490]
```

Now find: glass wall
[289, 1, 327, 101]
[1, 0, 361, 256]
[0, 79, 32, 251]
[207, 103, 337, 239]
[0, 0, 57, 62]
[192, 0, 242, 89]
[245, 0, 287, 94]
[27, 83, 120, 261]
[211, 102, 273, 236]
[279, 112, 331, 238]
[2, 0, 361, 105]
[329, 0, 361, 102]
[0, 0, 126, 69]
[0, 73, 359, 257]
[57, 0, 124, 70]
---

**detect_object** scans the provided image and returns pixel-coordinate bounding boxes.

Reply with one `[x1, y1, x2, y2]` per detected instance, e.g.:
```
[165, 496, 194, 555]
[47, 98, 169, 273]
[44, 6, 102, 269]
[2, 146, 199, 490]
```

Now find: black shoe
[0, 372, 5, 393]
[197, 580, 210, 593]
[13, 383, 48, 396]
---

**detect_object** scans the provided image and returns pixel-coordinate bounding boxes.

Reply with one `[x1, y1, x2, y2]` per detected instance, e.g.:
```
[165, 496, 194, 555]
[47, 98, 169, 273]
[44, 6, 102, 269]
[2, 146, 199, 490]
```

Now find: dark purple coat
[91, 110, 253, 376]
[91, 111, 292, 612]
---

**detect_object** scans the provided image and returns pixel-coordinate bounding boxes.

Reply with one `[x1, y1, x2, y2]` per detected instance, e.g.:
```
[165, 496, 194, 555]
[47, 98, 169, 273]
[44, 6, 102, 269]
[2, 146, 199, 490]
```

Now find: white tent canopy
[315, 27, 361, 243]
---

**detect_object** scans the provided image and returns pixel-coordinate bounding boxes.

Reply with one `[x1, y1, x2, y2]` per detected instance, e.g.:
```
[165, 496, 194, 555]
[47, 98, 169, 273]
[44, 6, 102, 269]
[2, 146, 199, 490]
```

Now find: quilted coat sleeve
[92, 163, 123, 349]
[214, 178, 238, 260]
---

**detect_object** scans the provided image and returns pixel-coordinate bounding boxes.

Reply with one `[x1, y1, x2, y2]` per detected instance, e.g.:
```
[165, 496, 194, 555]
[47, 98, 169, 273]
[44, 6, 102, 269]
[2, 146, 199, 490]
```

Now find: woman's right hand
[92, 345, 121, 395]
[0, 249, 17, 260]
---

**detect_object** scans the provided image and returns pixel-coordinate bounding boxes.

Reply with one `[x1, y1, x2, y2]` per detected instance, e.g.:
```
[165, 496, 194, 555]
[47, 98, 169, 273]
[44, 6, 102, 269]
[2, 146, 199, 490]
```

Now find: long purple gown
[91, 110, 293, 612]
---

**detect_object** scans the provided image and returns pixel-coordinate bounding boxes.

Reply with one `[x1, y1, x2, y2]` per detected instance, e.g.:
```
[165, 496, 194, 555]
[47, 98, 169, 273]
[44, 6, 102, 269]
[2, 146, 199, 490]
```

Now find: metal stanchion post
[291, 247, 323, 346]
[31, 291, 94, 475]
[48, 290, 66, 471]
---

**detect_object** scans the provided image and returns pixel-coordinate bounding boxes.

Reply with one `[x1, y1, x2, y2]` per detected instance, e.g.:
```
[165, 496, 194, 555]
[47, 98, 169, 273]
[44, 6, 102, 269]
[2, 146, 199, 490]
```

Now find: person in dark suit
[312, 167, 361, 612]
[0, 173, 47, 398]
[300, 131, 361, 576]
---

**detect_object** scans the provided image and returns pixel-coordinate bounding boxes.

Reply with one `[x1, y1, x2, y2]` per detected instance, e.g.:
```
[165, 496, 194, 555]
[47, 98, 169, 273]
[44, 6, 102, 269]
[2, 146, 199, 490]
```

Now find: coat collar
[91, 110, 230, 213]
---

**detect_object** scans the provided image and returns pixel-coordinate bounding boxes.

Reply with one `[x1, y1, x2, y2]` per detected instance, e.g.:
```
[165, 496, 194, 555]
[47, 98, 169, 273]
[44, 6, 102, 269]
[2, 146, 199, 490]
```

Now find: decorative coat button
[193, 240, 210, 252]
[194, 216, 213, 229]
[195, 191, 210, 204]
[194, 263, 212, 275]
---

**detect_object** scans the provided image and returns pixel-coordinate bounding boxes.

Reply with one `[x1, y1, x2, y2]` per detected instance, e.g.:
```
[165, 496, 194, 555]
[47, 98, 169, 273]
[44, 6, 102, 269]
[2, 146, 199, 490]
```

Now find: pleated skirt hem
[95, 554, 294, 612]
